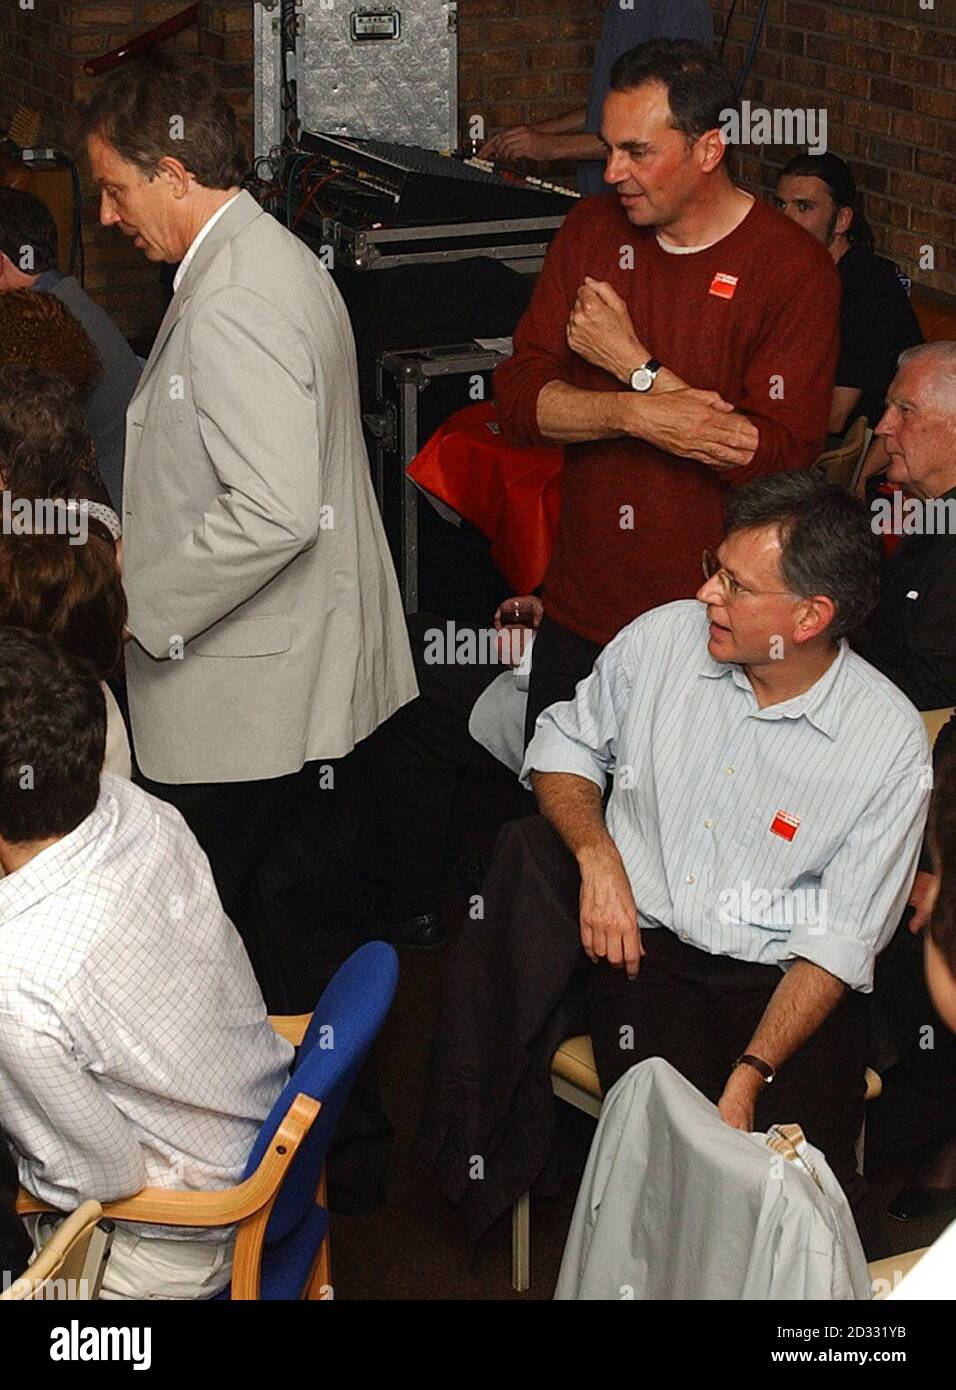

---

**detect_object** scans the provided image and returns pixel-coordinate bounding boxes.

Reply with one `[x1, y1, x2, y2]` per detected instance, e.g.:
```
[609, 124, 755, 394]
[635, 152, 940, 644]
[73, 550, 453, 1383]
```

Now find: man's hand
[577, 841, 644, 979]
[567, 278, 648, 383]
[479, 126, 560, 163]
[622, 388, 758, 469]
[493, 594, 544, 630]
[909, 870, 939, 934]
[717, 1064, 762, 1132]
[492, 594, 543, 666]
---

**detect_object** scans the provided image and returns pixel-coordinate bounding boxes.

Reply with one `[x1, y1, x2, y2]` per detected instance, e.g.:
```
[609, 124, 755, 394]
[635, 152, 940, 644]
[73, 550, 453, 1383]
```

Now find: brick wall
[2, 0, 954, 336]
[712, 0, 956, 297]
[0, 1, 74, 147]
[457, 0, 605, 132]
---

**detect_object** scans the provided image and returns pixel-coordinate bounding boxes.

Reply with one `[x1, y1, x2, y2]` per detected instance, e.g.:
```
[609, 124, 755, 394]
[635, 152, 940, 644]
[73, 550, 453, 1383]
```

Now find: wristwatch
[629, 357, 662, 393]
[734, 1053, 776, 1084]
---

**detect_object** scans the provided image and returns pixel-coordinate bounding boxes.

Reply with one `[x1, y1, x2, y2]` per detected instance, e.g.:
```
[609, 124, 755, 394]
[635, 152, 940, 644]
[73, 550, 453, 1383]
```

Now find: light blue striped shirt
[521, 601, 931, 991]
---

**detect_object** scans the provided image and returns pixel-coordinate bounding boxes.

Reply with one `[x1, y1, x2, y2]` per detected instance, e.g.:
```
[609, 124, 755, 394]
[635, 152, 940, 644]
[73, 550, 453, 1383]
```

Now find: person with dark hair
[0, 628, 293, 1299]
[79, 60, 415, 1011]
[773, 153, 923, 442]
[0, 364, 120, 540]
[415, 471, 929, 1246]
[495, 39, 839, 748]
[0, 187, 140, 510]
[0, 533, 130, 778]
[479, 1, 712, 194]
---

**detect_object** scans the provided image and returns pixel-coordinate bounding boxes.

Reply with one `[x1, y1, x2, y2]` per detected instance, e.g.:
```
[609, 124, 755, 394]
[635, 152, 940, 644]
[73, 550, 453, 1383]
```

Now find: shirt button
[725, 766, 735, 775]
[704, 819, 713, 829]
[686, 874, 695, 884]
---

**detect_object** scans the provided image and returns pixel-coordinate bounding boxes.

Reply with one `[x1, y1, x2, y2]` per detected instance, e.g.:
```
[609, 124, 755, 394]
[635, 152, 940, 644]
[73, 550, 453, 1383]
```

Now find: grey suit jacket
[122, 192, 416, 783]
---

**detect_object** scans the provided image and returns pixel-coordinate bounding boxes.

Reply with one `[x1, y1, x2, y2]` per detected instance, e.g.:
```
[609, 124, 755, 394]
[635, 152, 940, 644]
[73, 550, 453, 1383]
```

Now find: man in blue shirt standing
[479, 0, 713, 194]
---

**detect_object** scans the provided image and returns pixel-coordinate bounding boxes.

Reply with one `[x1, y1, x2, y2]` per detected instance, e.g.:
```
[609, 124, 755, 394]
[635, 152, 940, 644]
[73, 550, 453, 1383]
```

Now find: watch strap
[735, 1052, 775, 1084]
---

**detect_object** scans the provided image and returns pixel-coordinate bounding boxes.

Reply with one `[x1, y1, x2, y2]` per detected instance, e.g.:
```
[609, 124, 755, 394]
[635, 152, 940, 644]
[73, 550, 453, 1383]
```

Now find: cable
[719, 0, 740, 59]
[734, 0, 771, 102]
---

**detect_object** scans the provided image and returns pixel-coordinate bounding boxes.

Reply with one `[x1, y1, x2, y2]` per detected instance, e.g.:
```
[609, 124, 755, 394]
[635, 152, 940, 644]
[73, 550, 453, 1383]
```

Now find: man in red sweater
[495, 40, 840, 739]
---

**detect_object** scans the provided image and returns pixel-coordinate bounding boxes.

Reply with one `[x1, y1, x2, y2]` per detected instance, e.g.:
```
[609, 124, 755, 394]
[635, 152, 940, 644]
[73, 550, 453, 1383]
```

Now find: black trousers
[523, 614, 604, 746]
[527, 817, 869, 1209]
[135, 757, 354, 1014]
[359, 612, 528, 916]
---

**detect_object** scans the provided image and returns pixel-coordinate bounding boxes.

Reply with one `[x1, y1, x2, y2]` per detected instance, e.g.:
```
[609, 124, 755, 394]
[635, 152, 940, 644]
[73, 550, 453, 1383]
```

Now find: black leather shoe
[371, 912, 448, 952]
[887, 1186, 956, 1221]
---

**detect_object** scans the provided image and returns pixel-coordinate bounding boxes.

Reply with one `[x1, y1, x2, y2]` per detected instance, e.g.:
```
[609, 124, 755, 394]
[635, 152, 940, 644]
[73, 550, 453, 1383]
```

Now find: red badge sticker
[770, 810, 801, 842]
[709, 272, 739, 299]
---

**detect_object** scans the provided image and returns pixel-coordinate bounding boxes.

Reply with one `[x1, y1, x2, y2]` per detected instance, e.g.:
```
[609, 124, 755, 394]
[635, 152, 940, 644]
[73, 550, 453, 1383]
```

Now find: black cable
[734, 0, 771, 102]
[719, 0, 740, 59]
[49, 148, 85, 286]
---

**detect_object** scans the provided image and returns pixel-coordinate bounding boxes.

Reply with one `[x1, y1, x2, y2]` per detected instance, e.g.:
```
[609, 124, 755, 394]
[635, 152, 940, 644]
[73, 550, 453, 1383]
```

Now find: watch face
[631, 367, 654, 392]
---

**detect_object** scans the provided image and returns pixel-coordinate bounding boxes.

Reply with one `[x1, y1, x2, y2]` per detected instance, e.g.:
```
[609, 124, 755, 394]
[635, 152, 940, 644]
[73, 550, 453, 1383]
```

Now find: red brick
[864, 135, 913, 171]
[890, 51, 941, 87]
[827, 69, 870, 98]
[914, 88, 956, 121]
[891, 111, 939, 146]
[461, 47, 521, 76]
[844, 43, 893, 76]
[71, 6, 134, 25]
[915, 148, 956, 182]
[487, 73, 559, 101]
[784, 2, 826, 30]
[870, 77, 914, 111]
[530, 43, 595, 71]
[488, 18, 558, 46]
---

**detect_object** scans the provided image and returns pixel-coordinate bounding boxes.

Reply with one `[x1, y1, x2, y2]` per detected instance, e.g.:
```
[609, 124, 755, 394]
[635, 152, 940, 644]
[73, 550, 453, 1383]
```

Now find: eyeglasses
[701, 550, 798, 603]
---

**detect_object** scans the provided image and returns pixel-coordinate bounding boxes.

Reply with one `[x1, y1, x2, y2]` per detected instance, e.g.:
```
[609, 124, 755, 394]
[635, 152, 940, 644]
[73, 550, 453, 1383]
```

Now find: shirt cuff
[519, 725, 609, 793]
[785, 926, 876, 993]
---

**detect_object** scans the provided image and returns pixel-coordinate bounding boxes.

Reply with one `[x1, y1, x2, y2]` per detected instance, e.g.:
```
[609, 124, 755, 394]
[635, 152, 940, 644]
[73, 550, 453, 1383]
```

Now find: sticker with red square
[770, 810, 801, 842]
[709, 272, 739, 299]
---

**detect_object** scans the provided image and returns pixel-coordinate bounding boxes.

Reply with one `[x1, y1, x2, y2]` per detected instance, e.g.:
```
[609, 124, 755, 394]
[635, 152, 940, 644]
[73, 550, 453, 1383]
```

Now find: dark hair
[0, 534, 126, 681]
[0, 365, 101, 500]
[0, 291, 101, 394]
[779, 152, 875, 252]
[724, 471, 881, 639]
[0, 187, 59, 275]
[609, 39, 737, 143]
[929, 745, 956, 978]
[77, 58, 246, 189]
[0, 627, 104, 844]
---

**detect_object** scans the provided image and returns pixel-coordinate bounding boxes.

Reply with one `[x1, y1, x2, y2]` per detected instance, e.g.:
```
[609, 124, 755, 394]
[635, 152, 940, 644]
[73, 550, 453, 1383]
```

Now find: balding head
[876, 340, 956, 500]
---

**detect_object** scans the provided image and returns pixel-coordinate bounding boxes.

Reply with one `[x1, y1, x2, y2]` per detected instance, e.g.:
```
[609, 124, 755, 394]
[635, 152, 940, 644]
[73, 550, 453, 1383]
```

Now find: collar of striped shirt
[696, 638, 849, 741]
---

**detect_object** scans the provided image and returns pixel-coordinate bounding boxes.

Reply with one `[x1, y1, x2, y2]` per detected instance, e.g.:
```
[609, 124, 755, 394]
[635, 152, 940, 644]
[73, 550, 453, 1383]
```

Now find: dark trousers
[526, 818, 869, 1208]
[588, 927, 869, 1205]
[135, 757, 353, 1014]
[360, 612, 528, 916]
[524, 615, 604, 746]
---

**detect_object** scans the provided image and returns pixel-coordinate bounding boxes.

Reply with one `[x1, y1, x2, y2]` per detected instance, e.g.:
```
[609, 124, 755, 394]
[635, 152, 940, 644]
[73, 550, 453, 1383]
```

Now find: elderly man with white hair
[852, 339, 956, 1227]
[853, 340, 956, 715]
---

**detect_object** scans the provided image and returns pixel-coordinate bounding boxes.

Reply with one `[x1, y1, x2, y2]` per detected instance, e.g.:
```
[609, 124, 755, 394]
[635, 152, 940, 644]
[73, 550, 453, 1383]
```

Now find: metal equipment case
[367, 341, 512, 612]
[255, 0, 459, 158]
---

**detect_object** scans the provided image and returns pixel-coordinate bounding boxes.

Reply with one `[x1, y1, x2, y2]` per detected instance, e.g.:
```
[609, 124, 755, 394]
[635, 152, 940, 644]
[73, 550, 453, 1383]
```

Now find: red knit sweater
[494, 193, 840, 644]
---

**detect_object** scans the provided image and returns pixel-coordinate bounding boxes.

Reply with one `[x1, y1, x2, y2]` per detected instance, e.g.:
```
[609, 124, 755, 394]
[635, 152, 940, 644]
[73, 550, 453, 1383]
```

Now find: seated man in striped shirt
[416, 472, 930, 1242]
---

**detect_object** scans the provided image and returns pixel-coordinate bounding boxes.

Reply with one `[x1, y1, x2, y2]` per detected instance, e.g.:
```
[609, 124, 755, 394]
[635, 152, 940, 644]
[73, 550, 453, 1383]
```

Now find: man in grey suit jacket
[80, 64, 417, 1009]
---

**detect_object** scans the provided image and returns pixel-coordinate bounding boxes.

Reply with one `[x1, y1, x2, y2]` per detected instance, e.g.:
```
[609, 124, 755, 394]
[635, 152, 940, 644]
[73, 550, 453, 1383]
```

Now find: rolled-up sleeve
[787, 742, 931, 991]
[520, 624, 635, 791]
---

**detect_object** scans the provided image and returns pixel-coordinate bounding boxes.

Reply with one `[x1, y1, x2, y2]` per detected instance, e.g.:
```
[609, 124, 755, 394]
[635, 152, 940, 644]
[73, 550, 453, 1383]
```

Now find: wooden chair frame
[16, 1013, 331, 1301]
